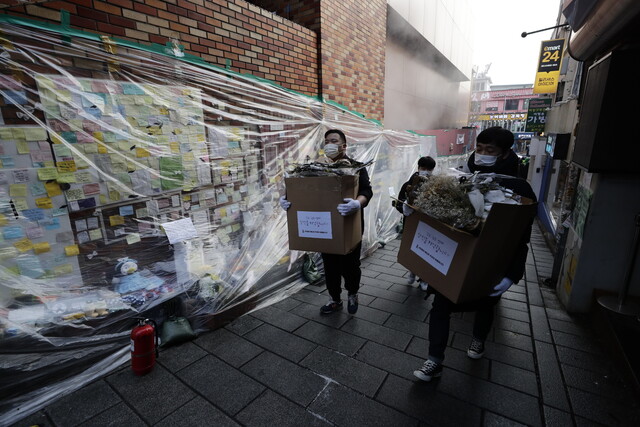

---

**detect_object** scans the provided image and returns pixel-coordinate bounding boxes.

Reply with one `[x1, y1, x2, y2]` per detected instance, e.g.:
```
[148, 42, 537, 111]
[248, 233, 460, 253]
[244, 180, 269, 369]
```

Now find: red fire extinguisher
[131, 318, 158, 376]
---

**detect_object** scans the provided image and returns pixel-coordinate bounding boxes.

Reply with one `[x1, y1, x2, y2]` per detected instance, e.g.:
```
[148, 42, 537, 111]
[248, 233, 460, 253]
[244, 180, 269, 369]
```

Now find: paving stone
[300, 346, 386, 397]
[405, 335, 429, 358]
[241, 351, 327, 407]
[560, 363, 635, 403]
[451, 334, 535, 372]
[526, 281, 544, 307]
[309, 382, 416, 427]
[567, 386, 640, 426]
[361, 268, 381, 279]
[376, 374, 481, 426]
[176, 354, 264, 416]
[368, 297, 429, 322]
[442, 346, 490, 380]
[294, 320, 365, 356]
[250, 305, 308, 332]
[556, 345, 614, 376]
[437, 369, 542, 426]
[535, 340, 570, 411]
[106, 364, 195, 424]
[530, 304, 553, 343]
[494, 329, 534, 352]
[46, 380, 121, 427]
[272, 296, 304, 312]
[501, 291, 528, 305]
[291, 289, 329, 306]
[449, 316, 474, 336]
[359, 284, 408, 303]
[158, 341, 208, 372]
[490, 360, 539, 397]
[552, 330, 603, 355]
[236, 390, 330, 427]
[383, 314, 429, 337]
[388, 282, 424, 296]
[77, 402, 146, 427]
[543, 405, 574, 427]
[496, 306, 530, 323]
[194, 328, 263, 368]
[548, 317, 592, 336]
[290, 302, 352, 329]
[493, 315, 531, 336]
[483, 411, 528, 426]
[224, 314, 264, 336]
[355, 340, 424, 381]
[360, 275, 394, 289]
[154, 396, 239, 427]
[351, 304, 391, 324]
[244, 323, 317, 363]
[366, 262, 408, 277]
[340, 317, 412, 350]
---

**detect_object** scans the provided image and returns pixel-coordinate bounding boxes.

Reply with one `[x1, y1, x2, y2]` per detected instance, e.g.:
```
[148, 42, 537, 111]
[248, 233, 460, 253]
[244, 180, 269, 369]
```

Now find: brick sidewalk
[12, 222, 640, 426]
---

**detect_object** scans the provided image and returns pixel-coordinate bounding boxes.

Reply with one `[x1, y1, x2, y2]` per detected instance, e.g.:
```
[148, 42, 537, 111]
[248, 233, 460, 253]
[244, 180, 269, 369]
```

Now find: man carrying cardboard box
[280, 129, 373, 315]
[411, 127, 537, 382]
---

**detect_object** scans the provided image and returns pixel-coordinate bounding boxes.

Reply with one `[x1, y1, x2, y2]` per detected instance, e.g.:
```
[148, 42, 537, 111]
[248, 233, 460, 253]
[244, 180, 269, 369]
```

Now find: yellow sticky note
[64, 245, 80, 256]
[33, 242, 51, 254]
[93, 132, 104, 142]
[45, 182, 63, 197]
[89, 229, 103, 240]
[54, 264, 73, 276]
[56, 172, 76, 183]
[16, 140, 30, 154]
[98, 144, 108, 154]
[170, 141, 180, 153]
[24, 127, 48, 141]
[50, 133, 64, 144]
[12, 128, 25, 140]
[14, 238, 33, 252]
[9, 184, 27, 197]
[99, 194, 108, 204]
[0, 214, 7, 226]
[83, 143, 98, 154]
[57, 160, 77, 173]
[109, 215, 125, 226]
[37, 167, 59, 181]
[13, 198, 29, 211]
[126, 233, 141, 245]
[0, 128, 13, 139]
[135, 147, 150, 158]
[35, 197, 53, 209]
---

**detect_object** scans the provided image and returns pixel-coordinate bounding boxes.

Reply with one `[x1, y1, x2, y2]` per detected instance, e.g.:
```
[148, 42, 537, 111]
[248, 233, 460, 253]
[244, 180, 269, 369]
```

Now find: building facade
[469, 83, 542, 134]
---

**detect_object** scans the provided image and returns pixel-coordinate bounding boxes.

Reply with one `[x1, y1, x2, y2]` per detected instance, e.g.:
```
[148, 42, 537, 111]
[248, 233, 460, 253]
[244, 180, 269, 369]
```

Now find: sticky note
[14, 238, 34, 252]
[38, 167, 59, 181]
[9, 184, 27, 197]
[64, 245, 80, 256]
[126, 233, 141, 244]
[56, 172, 76, 183]
[13, 198, 29, 211]
[54, 264, 73, 276]
[57, 160, 77, 173]
[35, 197, 53, 209]
[45, 181, 63, 197]
[119, 205, 134, 216]
[33, 242, 51, 254]
[109, 215, 125, 226]
[24, 127, 48, 141]
[16, 140, 30, 154]
[89, 228, 103, 240]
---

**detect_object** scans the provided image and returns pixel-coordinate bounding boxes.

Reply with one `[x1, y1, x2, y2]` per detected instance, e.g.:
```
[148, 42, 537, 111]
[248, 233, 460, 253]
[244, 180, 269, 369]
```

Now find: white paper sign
[410, 221, 458, 275]
[297, 211, 332, 239]
[161, 218, 198, 244]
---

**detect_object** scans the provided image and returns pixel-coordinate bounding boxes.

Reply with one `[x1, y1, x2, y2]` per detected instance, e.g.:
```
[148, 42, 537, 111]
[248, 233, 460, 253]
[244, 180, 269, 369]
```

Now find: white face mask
[474, 153, 498, 166]
[418, 170, 431, 176]
[324, 143, 341, 159]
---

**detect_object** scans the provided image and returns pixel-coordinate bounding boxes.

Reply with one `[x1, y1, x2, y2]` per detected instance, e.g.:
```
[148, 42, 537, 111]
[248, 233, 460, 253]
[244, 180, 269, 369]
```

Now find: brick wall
[247, 0, 321, 31]
[319, 0, 386, 121]
[1, 0, 319, 96]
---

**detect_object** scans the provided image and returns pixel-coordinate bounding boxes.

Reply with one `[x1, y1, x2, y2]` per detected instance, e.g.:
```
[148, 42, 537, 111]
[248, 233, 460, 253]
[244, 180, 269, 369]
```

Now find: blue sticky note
[77, 197, 96, 210]
[30, 182, 47, 196]
[0, 156, 15, 168]
[119, 205, 134, 216]
[3, 90, 29, 105]
[42, 217, 60, 230]
[16, 255, 45, 279]
[60, 131, 78, 144]
[22, 208, 45, 222]
[3, 226, 24, 239]
[122, 83, 145, 95]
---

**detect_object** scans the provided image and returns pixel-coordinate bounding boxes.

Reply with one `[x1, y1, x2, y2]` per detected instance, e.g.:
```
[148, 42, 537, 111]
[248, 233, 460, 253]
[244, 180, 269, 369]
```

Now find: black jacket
[394, 172, 419, 214]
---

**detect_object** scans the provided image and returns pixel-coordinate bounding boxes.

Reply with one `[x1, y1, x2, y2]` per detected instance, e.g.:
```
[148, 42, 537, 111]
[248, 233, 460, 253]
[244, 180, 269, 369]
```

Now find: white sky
[470, 0, 562, 86]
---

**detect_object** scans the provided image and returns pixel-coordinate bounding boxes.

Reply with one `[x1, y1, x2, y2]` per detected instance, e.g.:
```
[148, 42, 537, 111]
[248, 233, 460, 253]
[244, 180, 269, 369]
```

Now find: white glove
[279, 195, 291, 210]
[337, 198, 361, 216]
[490, 277, 513, 297]
[402, 203, 414, 217]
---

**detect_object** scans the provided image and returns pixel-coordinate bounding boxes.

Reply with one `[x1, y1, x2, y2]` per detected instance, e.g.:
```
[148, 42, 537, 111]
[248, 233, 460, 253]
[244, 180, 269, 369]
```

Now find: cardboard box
[285, 175, 361, 255]
[398, 201, 537, 303]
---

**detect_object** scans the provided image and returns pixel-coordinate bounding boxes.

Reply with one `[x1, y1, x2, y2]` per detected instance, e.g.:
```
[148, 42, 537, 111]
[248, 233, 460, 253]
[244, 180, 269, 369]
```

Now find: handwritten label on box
[297, 211, 332, 240]
[410, 221, 458, 275]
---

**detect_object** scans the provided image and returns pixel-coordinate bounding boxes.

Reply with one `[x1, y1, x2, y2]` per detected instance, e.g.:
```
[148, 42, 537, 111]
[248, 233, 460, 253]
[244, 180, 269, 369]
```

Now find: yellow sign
[533, 39, 565, 94]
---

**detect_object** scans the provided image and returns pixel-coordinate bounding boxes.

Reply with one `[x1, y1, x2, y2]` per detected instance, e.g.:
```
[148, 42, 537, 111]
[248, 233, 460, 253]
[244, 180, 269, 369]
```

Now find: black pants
[428, 290, 501, 363]
[321, 241, 362, 302]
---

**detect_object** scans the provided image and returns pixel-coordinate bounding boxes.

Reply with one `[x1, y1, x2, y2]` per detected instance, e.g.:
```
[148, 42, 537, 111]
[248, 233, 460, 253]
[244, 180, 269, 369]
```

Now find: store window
[504, 99, 519, 110]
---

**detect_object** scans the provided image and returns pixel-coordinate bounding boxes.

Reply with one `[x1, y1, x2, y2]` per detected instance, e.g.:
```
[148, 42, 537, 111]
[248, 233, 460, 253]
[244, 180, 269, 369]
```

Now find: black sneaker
[320, 300, 343, 314]
[467, 338, 485, 359]
[347, 294, 358, 314]
[413, 359, 442, 382]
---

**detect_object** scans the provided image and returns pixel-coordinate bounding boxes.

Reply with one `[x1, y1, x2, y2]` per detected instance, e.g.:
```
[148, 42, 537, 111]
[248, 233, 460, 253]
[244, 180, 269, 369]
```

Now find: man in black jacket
[280, 129, 373, 315]
[413, 127, 537, 382]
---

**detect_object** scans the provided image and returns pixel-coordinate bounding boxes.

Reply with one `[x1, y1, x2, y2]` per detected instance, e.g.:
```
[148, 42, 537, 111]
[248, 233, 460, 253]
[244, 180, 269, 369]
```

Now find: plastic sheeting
[0, 19, 468, 423]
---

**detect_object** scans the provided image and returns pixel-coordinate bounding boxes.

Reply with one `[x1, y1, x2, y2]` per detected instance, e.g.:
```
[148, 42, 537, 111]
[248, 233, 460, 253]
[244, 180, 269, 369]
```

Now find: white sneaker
[406, 272, 416, 284]
[418, 281, 429, 292]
